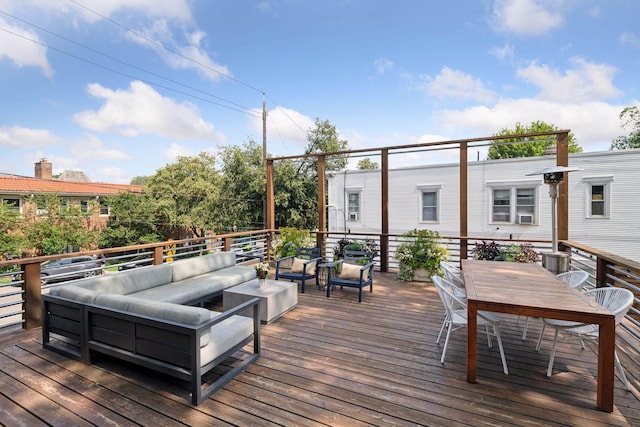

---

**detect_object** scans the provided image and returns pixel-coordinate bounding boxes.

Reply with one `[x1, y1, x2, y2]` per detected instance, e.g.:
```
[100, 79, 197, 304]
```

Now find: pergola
[264, 130, 571, 271]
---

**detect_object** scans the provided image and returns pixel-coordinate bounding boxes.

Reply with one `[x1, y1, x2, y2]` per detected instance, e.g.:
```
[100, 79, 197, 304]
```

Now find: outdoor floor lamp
[526, 165, 582, 273]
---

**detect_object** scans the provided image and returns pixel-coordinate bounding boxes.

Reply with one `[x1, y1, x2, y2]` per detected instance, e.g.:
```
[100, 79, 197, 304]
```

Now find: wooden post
[317, 155, 327, 258]
[23, 262, 41, 330]
[381, 149, 389, 272]
[557, 131, 569, 242]
[459, 142, 468, 261]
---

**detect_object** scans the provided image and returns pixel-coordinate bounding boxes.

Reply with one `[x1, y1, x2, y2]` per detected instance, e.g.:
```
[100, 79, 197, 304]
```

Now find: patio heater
[526, 165, 582, 274]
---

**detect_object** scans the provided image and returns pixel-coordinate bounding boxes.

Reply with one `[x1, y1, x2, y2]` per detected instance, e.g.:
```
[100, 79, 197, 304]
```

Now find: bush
[271, 228, 314, 259]
[395, 229, 448, 281]
[333, 238, 379, 260]
[473, 241, 538, 263]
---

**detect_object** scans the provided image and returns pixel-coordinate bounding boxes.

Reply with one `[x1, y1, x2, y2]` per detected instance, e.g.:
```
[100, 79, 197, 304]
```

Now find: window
[488, 182, 539, 224]
[583, 176, 612, 218]
[1, 198, 21, 212]
[418, 185, 441, 223]
[347, 192, 360, 221]
[98, 198, 109, 216]
[80, 200, 90, 213]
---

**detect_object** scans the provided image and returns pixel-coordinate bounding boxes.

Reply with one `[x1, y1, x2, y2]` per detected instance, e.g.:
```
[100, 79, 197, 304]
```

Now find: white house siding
[327, 149, 640, 263]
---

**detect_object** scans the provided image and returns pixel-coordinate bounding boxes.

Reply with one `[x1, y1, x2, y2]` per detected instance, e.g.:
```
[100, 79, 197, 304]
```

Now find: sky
[0, 0, 639, 184]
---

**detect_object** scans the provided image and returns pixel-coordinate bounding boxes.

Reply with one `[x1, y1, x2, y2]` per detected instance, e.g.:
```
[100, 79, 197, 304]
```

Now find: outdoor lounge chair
[275, 247, 321, 293]
[326, 250, 374, 303]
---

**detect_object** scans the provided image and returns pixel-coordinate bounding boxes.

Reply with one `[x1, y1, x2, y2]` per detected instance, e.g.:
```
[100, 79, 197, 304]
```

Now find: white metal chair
[521, 270, 590, 340]
[535, 287, 634, 389]
[440, 261, 464, 289]
[432, 276, 509, 374]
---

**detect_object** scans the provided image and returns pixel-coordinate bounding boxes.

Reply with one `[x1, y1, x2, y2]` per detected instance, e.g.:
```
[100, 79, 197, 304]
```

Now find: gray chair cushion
[201, 312, 254, 367]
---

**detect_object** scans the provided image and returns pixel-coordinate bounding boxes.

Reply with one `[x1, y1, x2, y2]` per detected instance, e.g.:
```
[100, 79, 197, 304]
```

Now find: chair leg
[485, 324, 493, 348]
[536, 323, 547, 351]
[436, 314, 448, 344]
[546, 328, 560, 377]
[493, 326, 509, 375]
[521, 317, 529, 341]
[615, 350, 630, 391]
[441, 324, 452, 364]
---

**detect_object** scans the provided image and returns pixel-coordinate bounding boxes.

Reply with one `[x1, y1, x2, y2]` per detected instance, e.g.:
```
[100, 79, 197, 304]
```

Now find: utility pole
[262, 96, 267, 162]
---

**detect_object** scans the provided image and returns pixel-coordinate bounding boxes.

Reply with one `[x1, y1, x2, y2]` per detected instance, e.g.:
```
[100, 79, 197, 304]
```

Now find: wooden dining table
[461, 259, 617, 412]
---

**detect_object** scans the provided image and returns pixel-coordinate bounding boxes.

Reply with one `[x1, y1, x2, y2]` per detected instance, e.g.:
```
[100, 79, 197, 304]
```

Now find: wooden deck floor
[1, 273, 639, 426]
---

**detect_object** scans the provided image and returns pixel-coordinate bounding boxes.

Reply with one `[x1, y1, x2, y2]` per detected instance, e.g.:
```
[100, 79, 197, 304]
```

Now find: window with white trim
[80, 199, 90, 213]
[583, 176, 612, 218]
[488, 181, 539, 225]
[98, 198, 110, 216]
[417, 185, 441, 223]
[347, 192, 360, 221]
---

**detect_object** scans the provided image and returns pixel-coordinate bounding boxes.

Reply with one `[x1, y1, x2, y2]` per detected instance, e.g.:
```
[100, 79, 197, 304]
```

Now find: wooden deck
[1, 273, 638, 426]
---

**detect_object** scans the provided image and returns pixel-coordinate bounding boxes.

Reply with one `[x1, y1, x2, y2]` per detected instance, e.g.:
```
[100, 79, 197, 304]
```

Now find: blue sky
[1, 0, 639, 183]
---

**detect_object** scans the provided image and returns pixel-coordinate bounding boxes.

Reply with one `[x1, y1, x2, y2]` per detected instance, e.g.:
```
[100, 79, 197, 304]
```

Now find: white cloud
[74, 80, 223, 141]
[517, 57, 621, 102]
[492, 0, 564, 36]
[164, 142, 197, 160]
[416, 67, 496, 103]
[0, 17, 52, 76]
[435, 98, 623, 151]
[374, 58, 395, 74]
[95, 166, 131, 184]
[489, 43, 515, 61]
[0, 126, 60, 147]
[68, 134, 132, 161]
[620, 32, 640, 49]
[252, 106, 315, 151]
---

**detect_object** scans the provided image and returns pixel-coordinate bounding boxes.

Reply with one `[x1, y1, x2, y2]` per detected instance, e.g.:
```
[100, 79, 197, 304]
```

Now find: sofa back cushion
[94, 294, 213, 347]
[171, 252, 236, 282]
[78, 264, 173, 295]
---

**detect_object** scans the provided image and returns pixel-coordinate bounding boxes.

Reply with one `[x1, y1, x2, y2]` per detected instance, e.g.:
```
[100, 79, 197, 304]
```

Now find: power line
[1, 10, 257, 114]
[68, 0, 265, 95]
[0, 25, 262, 118]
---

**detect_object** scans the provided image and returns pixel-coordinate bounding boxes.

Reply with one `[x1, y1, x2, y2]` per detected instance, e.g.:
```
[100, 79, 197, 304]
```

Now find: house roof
[0, 176, 144, 197]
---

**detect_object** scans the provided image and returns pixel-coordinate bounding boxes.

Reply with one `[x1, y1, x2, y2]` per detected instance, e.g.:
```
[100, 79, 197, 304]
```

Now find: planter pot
[412, 268, 432, 282]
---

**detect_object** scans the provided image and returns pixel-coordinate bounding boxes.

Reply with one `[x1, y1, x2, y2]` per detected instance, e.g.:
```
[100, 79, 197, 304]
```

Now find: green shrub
[271, 228, 314, 258]
[395, 229, 448, 281]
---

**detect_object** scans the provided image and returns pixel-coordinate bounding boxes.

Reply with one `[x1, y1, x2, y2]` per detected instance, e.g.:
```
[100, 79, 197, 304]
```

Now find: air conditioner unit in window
[349, 213, 359, 221]
[517, 213, 534, 224]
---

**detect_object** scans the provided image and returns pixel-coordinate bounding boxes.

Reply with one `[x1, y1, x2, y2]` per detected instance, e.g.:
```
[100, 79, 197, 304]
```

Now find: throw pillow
[339, 262, 368, 281]
[291, 257, 317, 275]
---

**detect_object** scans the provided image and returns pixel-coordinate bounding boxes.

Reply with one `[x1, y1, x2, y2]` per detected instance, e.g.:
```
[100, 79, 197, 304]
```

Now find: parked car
[117, 254, 153, 271]
[12, 255, 104, 285]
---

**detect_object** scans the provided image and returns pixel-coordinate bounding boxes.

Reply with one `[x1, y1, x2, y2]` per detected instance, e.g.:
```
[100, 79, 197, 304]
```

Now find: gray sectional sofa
[42, 252, 261, 405]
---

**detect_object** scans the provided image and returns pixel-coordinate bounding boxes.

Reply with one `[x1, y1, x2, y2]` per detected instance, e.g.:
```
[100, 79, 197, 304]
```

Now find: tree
[610, 106, 640, 150]
[0, 202, 26, 258]
[303, 118, 349, 173]
[23, 194, 99, 255]
[99, 191, 161, 248]
[147, 152, 221, 239]
[357, 158, 379, 170]
[487, 121, 582, 159]
[130, 175, 151, 186]
[217, 139, 266, 231]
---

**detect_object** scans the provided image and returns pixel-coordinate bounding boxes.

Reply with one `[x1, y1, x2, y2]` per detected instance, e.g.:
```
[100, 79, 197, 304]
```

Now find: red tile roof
[0, 176, 144, 196]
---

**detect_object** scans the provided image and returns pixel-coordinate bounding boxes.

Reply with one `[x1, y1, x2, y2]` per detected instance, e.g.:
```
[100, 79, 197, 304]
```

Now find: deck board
[0, 272, 638, 426]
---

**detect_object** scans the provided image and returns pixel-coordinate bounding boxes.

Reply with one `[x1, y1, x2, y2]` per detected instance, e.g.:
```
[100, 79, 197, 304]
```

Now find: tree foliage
[23, 194, 99, 255]
[0, 202, 26, 258]
[99, 192, 161, 248]
[357, 158, 379, 170]
[303, 118, 349, 173]
[610, 106, 640, 150]
[146, 152, 221, 239]
[487, 121, 582, 159]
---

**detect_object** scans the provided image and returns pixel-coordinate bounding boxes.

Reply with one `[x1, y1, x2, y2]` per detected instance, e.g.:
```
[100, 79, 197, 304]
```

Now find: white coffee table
[223, 279, 297, 324]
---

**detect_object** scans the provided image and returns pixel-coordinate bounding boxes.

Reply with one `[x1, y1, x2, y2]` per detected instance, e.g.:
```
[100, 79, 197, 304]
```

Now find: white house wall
[327, 149, 640, 263]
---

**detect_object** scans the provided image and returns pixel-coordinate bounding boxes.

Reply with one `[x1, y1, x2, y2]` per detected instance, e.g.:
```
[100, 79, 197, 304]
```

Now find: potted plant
[395, 229, 449, 282]
[254, 262, 270, 287]
[333, 238, 379, 261]
[473, 241, 538, 263]
[270, 228, 314, 268]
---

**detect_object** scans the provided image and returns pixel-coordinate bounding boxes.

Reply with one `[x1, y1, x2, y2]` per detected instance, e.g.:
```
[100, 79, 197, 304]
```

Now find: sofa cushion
[171, 252, 236, 282]
[94, 294, 213, 347]
[57, 264, 173, 296]
[201, 312, 253, 367]
[53, 285, 103, 303]
[130, 265, 256, 304]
